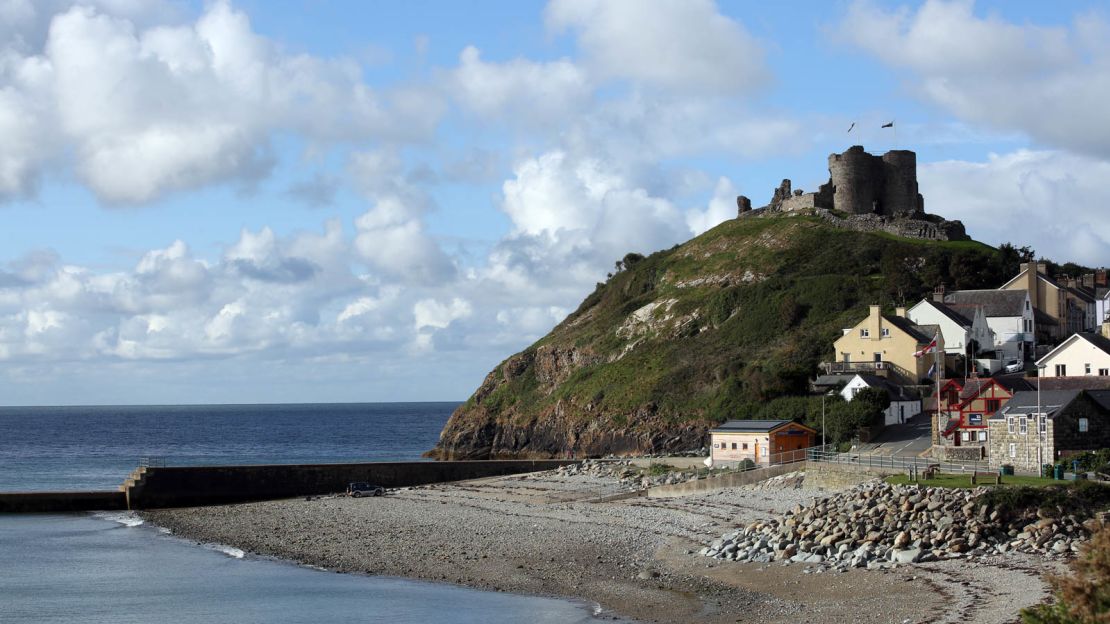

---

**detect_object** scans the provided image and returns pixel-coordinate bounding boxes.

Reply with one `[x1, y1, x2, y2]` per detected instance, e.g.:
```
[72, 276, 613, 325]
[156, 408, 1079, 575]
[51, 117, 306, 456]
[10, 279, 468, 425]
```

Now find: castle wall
[880, 150, 920, 217]
[828, 146, 880, 215]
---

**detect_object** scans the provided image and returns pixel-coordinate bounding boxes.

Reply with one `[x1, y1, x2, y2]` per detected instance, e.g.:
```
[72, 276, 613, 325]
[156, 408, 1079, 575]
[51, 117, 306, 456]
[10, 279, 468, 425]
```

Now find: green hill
[429, 214, 1016, 459]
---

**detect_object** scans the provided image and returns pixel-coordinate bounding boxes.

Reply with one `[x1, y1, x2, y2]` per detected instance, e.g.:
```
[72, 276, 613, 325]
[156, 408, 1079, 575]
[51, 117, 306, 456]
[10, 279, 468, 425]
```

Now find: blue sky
[0, 0, 1108, 405]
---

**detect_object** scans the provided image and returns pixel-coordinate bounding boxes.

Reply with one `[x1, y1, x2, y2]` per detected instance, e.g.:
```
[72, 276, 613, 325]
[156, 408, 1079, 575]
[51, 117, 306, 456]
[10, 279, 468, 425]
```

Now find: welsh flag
[914, 333, 939, 358]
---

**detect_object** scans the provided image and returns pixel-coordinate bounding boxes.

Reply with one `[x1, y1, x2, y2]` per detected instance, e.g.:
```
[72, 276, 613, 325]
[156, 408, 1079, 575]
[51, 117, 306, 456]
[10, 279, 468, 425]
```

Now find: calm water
[0, 403, 610, 623]
[0, 402, 457, 491]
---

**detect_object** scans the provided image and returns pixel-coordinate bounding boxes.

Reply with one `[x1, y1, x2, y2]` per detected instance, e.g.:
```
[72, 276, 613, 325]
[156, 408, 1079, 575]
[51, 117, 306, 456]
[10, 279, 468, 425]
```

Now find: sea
[0, 403, 607, 623]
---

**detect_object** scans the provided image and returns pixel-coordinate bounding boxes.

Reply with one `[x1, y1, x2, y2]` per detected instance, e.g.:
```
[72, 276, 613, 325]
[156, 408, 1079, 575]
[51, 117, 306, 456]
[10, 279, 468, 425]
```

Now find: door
[753, 441, 760, 463]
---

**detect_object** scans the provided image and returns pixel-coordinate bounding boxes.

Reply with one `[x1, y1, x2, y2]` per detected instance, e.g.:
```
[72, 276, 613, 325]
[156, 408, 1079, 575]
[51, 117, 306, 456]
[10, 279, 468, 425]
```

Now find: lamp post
[1037, 364, 1046, 469]
[821, 389, 836, 449]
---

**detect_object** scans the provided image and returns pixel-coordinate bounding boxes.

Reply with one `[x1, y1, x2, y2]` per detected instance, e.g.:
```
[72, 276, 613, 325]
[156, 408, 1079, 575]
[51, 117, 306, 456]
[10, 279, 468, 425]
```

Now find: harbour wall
[1, 460, 578, 513]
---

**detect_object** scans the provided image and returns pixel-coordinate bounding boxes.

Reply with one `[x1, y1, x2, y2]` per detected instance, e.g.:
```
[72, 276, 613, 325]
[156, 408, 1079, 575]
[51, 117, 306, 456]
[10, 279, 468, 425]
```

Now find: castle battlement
[736, 146, 966, 242]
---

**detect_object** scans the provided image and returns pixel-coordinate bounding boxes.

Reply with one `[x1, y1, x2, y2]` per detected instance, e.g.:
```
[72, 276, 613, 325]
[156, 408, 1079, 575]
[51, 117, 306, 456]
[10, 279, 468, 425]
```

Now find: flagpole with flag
[914, 331, 940, 431]
[882, 120, 896, 148]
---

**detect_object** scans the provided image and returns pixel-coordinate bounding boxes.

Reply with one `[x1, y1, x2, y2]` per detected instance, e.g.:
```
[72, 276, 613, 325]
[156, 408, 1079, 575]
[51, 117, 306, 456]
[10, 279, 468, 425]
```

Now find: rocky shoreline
[142, 468, 1061, 624]
[703, 481, 1093, 570]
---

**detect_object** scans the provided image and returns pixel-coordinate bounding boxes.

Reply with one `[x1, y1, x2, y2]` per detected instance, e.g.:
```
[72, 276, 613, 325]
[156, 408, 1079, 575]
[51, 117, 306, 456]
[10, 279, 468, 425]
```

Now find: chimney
[1103, 321, 1110, 339]
[868, 305, 882, 341]
[1066, 277, 1078, 289]
[1036, 262, 1047, 275]
[895, 306, 907, 318]
[1021, 262, 1039, 310]
[1096, 269, 1107, 288]
[933, 285, 946, 303]
[1081, 273, 1094, 289]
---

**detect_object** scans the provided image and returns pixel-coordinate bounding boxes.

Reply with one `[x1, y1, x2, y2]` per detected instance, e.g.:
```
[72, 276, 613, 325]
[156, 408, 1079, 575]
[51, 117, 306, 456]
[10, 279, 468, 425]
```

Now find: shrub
[739, 459, 756, 471]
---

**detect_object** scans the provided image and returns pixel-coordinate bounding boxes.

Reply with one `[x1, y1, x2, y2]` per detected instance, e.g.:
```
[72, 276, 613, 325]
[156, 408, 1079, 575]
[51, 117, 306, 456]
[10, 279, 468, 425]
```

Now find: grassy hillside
[433, 214, 1014, 458]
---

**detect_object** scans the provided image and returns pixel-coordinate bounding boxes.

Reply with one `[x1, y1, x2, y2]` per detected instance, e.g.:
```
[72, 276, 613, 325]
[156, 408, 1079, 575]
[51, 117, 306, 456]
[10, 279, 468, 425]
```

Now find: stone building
[987, 389, 1110, 472]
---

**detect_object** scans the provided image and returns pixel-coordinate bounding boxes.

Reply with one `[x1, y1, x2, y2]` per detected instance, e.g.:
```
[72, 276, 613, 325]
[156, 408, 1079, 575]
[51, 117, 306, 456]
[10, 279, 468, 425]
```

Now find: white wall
[907, 302, 967, 355]
[1039, 337, 1110, 377]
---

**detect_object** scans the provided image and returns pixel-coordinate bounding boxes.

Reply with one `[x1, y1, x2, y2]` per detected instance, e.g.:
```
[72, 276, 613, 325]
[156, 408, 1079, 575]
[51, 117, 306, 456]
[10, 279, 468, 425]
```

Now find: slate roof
[1037, 332, 1110, 367]
[990, 390, 1082, 420]
[955, 375, 1031, 401]
[942, 290, 1027, 318]
[917, 299, 972, 326]
[854, 374, 920, 401]
[1036, 376, 1110, 391]
[711, 419, 811, 433]
[886, 316, 940, 343]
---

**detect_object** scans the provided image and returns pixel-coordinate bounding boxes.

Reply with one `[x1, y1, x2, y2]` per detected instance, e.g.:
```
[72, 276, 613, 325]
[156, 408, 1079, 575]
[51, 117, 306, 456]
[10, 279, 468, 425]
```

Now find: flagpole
[935, 334, 941, 440]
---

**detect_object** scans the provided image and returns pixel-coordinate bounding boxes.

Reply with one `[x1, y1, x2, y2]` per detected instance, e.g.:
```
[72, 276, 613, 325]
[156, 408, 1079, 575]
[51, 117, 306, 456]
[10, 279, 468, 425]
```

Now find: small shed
[709, 419, 817, 466]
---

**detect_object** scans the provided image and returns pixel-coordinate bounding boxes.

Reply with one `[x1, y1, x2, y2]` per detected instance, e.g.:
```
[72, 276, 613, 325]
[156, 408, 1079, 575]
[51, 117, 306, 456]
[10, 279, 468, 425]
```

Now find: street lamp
[1037, 364, 1046, 468]
[822, 389, 837, 449]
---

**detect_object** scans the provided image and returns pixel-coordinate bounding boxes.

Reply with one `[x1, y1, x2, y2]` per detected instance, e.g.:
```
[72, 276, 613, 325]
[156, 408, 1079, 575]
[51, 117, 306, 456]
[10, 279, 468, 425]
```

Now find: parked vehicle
[346, 482, 385, 498]
[1003, 359, 1024, 374]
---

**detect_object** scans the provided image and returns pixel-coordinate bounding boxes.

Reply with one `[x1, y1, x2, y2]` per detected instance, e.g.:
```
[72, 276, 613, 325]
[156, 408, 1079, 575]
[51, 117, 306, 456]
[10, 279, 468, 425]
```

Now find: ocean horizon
[0, 401, 613, 623]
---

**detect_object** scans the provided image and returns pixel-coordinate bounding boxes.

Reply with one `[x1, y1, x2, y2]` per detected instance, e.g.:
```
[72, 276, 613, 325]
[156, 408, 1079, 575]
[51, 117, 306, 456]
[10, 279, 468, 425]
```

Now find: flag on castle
[881, 121, 894, 128]
[914, 333, 939, 358]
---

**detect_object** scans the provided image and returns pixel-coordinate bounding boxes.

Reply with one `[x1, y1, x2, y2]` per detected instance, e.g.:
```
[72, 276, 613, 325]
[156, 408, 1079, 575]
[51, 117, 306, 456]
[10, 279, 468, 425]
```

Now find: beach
[144, 467, 1059, 624]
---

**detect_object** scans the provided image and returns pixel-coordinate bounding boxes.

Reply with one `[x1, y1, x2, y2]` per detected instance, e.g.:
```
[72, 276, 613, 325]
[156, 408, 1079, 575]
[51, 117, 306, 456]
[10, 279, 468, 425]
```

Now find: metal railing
[804, 447, 1005, 476]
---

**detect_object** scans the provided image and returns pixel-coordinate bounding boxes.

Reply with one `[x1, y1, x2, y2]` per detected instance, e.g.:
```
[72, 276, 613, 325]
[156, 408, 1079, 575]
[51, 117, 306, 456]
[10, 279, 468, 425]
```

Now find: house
[931, 375, 1032, 460]
[987, 390, 1110, 472]
[826, 305, 943, 386]
[709, 420, 817, 466]
[840, 374, 922, 426]
[1036, 332, 1110, 378]
[1000, 262, 1092, 340]
[907, 296, 994, 359]
[931, 288, 1034, 363]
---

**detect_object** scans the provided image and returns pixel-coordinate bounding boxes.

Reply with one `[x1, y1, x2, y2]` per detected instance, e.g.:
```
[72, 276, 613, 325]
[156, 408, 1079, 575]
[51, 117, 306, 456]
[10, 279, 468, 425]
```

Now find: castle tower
[880, 150, 921, 217]
[828, 145, 880, 215]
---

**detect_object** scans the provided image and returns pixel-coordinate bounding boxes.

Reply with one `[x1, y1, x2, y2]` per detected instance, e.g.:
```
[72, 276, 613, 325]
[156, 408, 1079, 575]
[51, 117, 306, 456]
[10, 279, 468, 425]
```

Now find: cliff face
[430, 215, 1010, 460]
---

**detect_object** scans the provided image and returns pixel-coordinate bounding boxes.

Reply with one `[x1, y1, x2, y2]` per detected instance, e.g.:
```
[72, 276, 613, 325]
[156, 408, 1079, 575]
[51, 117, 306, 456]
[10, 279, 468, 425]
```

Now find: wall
[1039, 337, 1110, 377]
[802, 461, 899, 490]
[646, 462, 799, 498]
[0, 491, 126, 513]
[126, 460, 578, 509]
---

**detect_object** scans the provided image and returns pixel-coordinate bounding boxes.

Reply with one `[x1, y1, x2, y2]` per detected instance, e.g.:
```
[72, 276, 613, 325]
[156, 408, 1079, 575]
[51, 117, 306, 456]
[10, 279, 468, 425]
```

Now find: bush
[982, 481, 1110, 519]
[739, 459, 756, 471]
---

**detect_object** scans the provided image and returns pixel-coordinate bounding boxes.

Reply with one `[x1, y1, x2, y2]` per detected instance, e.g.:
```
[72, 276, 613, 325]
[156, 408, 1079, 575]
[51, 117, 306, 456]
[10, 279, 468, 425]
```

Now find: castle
[736, 145, 966, 241]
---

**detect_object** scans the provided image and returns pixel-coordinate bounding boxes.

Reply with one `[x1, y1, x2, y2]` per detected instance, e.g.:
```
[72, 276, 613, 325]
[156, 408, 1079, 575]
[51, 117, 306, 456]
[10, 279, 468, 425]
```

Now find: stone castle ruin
[737, 146, 967, 241]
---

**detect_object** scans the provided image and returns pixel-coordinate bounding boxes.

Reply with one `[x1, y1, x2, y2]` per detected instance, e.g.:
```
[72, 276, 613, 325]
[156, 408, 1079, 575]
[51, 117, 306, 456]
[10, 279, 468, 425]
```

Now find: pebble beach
[143, 467, 1060, 624]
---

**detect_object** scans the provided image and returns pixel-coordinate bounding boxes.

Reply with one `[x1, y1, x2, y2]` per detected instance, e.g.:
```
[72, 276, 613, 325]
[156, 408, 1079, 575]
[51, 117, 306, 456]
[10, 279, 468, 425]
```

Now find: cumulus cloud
[0, 1, 445, 204]
[920, 149, 1110, 265]
[834, 0, 1110, 158]
[545, 0, 768, 93]
[450, 45, 591, 121]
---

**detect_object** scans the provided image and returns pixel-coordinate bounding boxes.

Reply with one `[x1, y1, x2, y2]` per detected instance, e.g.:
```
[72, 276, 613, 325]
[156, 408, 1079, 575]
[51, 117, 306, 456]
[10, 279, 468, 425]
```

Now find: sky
[1, 0, 1108, 405]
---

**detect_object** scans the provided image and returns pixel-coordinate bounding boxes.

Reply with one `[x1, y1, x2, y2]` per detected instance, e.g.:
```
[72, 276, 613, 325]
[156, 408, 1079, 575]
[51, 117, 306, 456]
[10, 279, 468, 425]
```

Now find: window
[873, 353, 883, 363]
[978, 431, 987, 442]
[1086, 364, 1092, 375]
[968, 414, 982, 425]
[860, 328, 870, 338]
[1024, 319, 1033, 332]
[1100, 368, 1109, 376]
[985, 400, 1001, 413]
[1056, 364, 1067, 376]
[1007, 416, 1015, 433]
[1079, 418, 1089, 433]
[713, 443, 720, 449]
[960, 431, 969, 441]
[1019, 416, 1028, 435]
[742, 443, 748, 450]
[1009, 443, 1016, 458]
[1038, 415, 1047, 434]
[881, 328, 890, 337]
[731, 442, 737, 450]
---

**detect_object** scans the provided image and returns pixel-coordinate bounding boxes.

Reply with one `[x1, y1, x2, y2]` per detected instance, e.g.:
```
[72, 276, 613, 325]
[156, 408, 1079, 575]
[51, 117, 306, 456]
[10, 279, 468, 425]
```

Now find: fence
[804, 446, 1006, 476]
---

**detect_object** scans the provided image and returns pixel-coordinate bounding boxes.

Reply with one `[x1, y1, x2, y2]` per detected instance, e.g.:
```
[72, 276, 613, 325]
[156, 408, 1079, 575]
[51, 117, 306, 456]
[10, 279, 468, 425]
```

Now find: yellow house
[709, 420, 817, 466]
[828, 305, 944, 385]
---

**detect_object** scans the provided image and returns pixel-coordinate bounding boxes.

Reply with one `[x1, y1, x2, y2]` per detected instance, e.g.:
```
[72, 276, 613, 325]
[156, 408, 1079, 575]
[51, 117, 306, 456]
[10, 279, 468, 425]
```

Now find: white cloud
[450, 45, 591, 121]
[545, 0, 767, 93]
[0, 1, 445, 204]
[920, 149, 1110, 265]
[834, 0, 1110, 158]
[686, 177, 738, 235]
[413, 297, 472, 331]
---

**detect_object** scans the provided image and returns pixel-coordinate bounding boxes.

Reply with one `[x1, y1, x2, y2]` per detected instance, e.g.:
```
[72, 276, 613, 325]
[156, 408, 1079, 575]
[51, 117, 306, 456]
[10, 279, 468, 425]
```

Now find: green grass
[885, 473, 1061, 489]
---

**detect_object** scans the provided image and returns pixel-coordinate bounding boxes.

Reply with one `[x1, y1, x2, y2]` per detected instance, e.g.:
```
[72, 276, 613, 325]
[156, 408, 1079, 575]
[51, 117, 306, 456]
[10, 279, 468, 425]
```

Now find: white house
[907, 299, 994, 357]
[935, 289, 1034, 362]
[841, 374, 922, 426]
[1036, 332, 1110, 378]
[1097, 289, 1110, 329]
